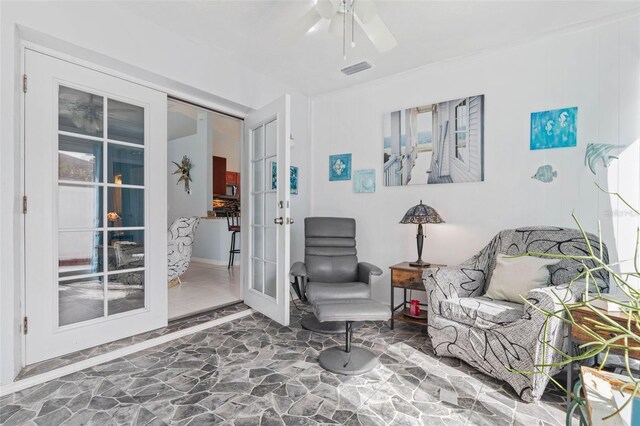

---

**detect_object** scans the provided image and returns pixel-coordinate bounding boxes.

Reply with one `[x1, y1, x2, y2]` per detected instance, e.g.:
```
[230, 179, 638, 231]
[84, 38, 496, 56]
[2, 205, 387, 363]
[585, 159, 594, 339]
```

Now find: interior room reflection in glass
[59, 86, 104, 137]
[108, 230, 144, 271]
[58, 276, 104, 326]
[108, 99, 144, 145]
[58, 134, 103, 182]
[108, 144, 144, 185]
[108, 272, 144, 315]
[58, 231, 103, 278]
[108, 187, 144, 228]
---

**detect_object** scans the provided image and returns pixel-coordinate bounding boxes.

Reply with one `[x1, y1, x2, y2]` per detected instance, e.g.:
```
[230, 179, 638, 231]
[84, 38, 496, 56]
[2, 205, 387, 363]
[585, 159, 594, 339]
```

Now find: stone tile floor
[1, 304, 569, 425]
[16, 302, 250, 380]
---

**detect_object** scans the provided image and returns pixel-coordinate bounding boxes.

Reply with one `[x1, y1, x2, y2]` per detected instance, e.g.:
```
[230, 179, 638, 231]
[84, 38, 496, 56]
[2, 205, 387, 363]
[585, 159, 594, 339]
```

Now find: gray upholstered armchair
[290, 217, 383, 333]
[424, 226, 609, 402]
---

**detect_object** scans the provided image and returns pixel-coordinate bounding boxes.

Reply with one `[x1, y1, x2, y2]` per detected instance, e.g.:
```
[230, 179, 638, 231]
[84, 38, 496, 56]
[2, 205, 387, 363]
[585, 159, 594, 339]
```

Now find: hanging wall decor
[290, 166, 299, 195]
[383, 95, 485, 186]
[584, 143, 620, 175]
[271, 162, 300, 194]
[172, 155, 193, 194]
[329, 153, 352, 181]
[530, 107, 577, 150]
[531, 165, 557, 183]
[354, 169, 376, 193]
[271, 161, 278, 190]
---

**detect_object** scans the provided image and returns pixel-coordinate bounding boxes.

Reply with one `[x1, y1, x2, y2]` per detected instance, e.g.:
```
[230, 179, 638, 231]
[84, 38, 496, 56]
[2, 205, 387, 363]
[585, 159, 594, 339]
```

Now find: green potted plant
[520, 187, 640, 422]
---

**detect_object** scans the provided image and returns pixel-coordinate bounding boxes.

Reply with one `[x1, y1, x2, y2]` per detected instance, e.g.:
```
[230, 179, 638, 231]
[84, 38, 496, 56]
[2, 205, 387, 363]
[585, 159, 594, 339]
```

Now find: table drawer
[391, 269, 424, 289]
[572, 308, 640, 352]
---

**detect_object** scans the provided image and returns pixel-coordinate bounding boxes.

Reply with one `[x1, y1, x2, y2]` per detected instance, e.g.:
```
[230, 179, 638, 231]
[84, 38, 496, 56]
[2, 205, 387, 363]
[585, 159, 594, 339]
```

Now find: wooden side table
[567, 306, 640, 405]
[389, 262, 445, 330]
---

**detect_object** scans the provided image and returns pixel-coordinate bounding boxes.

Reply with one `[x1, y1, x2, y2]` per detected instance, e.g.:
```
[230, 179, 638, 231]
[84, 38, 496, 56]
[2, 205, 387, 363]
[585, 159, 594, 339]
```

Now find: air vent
[341, 61, 372, 76]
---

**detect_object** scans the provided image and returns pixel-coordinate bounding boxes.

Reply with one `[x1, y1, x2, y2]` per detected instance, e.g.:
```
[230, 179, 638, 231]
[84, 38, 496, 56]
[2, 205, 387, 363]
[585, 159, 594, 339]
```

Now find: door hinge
[22, 74, 27, 93]
[23, 317, 28, 335]
[22, 195, 27, 214]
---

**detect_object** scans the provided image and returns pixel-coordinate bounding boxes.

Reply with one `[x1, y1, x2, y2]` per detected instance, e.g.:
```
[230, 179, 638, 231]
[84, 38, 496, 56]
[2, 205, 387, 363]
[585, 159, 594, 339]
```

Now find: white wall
[167, 133, 208, 224]
[192, 219, 235, 265]
[310, 16, 640, 304]
[211, 116, 242, 173]
[0, 1, 311, 385]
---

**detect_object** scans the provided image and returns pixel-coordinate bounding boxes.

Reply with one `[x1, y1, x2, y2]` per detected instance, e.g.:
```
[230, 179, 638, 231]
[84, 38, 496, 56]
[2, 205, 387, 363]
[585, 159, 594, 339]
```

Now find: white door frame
[241, 95, 291, 326]
[15, 40, 253, 371]
[23, 49, 168, 364]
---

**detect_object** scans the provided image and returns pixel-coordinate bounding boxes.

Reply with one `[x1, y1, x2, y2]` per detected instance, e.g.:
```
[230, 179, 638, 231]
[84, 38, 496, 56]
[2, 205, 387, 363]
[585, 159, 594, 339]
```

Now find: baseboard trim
[190, 257, 238, 266]
[0, 308, 254, 397]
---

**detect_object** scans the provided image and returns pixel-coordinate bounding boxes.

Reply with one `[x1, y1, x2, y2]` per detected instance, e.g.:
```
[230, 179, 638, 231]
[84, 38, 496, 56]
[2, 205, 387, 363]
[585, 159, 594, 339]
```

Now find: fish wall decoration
[172, 155, 193, 194]
[532, 165, 557, 183]
[585, 143, 619, 175]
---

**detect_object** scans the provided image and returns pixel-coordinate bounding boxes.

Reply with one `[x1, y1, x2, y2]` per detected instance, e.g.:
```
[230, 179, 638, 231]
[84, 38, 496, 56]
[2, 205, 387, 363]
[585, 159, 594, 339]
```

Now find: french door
[24, 50, 168, 364]
[242, 95, 291, 326]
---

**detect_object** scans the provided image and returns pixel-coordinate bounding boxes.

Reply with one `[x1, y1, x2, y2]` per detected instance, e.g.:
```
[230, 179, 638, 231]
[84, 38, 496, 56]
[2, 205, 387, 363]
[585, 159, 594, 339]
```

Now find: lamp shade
[399, 200, 444, 224]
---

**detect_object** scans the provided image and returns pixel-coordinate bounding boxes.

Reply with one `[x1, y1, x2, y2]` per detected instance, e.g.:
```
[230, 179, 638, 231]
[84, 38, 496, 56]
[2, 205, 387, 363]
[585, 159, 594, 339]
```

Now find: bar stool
[226, 209, 240, 269]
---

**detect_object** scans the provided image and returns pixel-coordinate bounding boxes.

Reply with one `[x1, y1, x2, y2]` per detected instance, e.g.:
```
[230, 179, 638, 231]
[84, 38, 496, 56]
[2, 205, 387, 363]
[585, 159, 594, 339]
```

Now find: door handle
[286, 217, 294, 224]
[274, 217, 284, 225]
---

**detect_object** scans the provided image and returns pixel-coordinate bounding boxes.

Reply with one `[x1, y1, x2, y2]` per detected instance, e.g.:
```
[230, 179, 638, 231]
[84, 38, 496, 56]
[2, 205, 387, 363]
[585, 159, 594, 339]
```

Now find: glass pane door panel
[252, 259, 263, 293]
[253, 159, 264, 192]
[58, 184, 102, 229]
[58, 276, 104, 326]
[265, 119, 277, 157]
[252, 126, 263, 160]
[108, 187, 144, 227]
[252, 194, 263, 225]
[252, 227, 263, 258]
[107, 99, 144, 144]
[265, 192, 277, 220]
[59, 135, 103, 182]
[108, 144, 144, 185]
[107, 272, 144, 315]
[265, 262, 277, 299]
[265, 227, 277, 262]
[58, 86, 104, 137]
[108, 231, 145, 271]
[58, 231, 103, 278]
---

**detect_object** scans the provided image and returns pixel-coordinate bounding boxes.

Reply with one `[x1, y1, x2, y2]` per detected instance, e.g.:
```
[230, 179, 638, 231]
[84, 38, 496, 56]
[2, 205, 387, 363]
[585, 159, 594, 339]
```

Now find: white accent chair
[167, 217, 200, 287]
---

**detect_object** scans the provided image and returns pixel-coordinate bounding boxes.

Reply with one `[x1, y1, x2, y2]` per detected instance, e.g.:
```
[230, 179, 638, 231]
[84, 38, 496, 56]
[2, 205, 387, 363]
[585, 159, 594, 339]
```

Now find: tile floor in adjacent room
[1, 305, 569, 425]
[168, 262, 241, 320]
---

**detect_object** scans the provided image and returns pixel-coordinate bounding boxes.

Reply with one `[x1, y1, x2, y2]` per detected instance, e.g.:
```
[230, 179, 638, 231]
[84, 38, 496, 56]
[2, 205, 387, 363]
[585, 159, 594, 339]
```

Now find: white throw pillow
[484, 254, 560, 304]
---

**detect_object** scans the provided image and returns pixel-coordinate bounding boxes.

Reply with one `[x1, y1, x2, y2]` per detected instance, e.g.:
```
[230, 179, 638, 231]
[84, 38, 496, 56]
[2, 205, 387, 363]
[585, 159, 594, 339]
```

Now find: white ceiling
[119, 1, 640, 96]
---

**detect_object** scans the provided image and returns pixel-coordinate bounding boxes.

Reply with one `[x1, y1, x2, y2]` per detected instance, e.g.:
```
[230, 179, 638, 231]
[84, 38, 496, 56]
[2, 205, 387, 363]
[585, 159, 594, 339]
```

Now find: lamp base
[409, 259, 431, 268]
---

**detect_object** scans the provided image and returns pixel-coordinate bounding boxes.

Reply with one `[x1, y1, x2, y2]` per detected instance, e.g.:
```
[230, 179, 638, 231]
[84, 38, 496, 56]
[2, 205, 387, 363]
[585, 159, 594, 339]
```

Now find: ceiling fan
[284, 0, 398, 58]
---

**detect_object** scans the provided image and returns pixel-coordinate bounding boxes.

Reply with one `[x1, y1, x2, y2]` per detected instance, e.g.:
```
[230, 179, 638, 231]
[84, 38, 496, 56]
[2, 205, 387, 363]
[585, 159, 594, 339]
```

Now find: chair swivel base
[319, 346, 377, 375]
[300, 313, 345, 334]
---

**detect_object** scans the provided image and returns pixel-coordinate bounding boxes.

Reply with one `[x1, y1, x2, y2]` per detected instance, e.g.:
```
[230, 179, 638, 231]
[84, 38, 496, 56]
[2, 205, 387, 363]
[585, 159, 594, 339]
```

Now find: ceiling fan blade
[316, 0, 338, 19]
[354, 0, 377, 24]
[355, 13, 397, 52]
[280, 6, 323, 44]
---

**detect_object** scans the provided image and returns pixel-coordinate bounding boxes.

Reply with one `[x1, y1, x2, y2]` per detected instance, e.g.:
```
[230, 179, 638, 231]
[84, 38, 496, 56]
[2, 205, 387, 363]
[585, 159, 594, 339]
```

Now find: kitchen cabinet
[226, 172, 237, 184]
[212, 156, 226, 196]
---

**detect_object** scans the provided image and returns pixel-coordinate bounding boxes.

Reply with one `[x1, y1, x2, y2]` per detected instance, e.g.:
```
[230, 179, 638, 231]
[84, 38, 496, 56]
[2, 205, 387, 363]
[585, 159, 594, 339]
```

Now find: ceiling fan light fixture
[285, 0, 397, 57]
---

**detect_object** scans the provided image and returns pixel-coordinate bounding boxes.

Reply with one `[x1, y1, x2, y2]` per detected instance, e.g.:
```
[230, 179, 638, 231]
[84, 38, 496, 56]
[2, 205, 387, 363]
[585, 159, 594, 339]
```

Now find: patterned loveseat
[424, 227, 609, 402]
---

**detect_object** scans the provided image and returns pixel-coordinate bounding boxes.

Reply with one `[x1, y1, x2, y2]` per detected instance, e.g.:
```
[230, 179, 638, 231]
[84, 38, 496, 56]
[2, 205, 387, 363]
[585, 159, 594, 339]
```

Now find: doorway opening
[167, 98, 243, 320]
